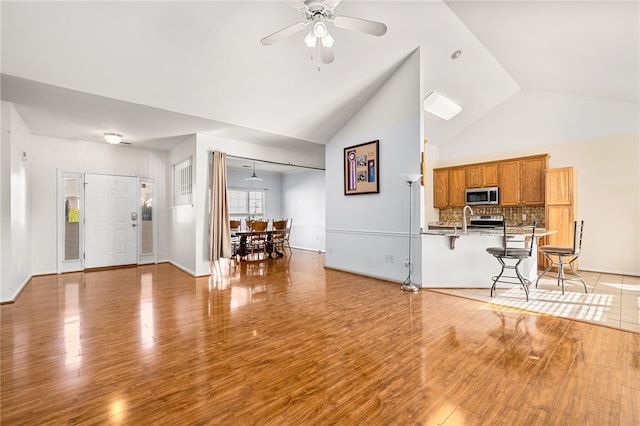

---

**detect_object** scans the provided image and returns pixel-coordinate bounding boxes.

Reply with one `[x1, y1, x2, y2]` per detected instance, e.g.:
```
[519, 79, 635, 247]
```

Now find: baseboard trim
[0, 275, 32, 305]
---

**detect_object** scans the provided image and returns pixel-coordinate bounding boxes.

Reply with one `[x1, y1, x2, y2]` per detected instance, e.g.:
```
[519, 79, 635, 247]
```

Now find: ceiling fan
[260, 0, 387, 64]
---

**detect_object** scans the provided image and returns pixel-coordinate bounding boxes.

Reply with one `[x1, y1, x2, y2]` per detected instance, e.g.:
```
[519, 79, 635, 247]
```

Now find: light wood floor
[2, 250, 639, 425]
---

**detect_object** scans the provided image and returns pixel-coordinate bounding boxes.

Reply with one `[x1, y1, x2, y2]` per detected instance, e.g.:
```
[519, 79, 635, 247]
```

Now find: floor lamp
[400, 173, 422, 292]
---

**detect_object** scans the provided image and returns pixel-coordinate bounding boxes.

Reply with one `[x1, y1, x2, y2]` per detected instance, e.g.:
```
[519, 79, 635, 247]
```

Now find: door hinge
[83, 253, 85, 259]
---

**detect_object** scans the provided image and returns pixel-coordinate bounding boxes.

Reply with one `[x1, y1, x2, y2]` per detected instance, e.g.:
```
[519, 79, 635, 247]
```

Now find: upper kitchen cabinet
[521, 156, 548, 205]
[433, 169, 449, 208]
[499, 160, 521, 206]
[433, 167, 466, 208]
[466, 162, 498, 188]
[499, 154, 549, 206]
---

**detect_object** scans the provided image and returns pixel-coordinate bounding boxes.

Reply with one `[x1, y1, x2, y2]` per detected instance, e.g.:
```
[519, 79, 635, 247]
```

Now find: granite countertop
[422, 224, 554, 237]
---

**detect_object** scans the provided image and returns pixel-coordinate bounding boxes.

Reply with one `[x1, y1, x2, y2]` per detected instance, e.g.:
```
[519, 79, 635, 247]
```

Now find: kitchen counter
[420, 227, 554, 289]
[422, 226, 554, 237]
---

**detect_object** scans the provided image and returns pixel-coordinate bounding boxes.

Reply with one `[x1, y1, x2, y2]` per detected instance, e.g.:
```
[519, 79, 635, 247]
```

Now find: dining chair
[486, 222, 537, 301]
[271, 219, 288, 256]
[283, 218, 293, 254]
[248, 220, 268, 259]
[229, 220, 241, 259]
[535, 220, 587, 295]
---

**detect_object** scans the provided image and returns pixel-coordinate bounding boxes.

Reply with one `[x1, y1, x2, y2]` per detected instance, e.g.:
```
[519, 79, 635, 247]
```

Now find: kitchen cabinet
[498, 160, 521, 206]
[433, 167, 466, 208]
[521, 156, 546, 205]
[466, 162, 498, 188]
[542, 167, 577, 270]
[499, 155, 548, 206]
[433, 154, 548, 209]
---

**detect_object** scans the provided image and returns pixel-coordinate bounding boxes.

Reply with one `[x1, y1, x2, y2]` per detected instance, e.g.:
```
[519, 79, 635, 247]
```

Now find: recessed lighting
[451, 49, 462, 60]
[104, 132, 123, 144]
[424, 92, 462, 120]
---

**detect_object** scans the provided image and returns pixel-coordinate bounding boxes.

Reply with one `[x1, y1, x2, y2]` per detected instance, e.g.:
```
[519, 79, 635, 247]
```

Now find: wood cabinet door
[466, 163, 498, 188]
[499, 160, 520, 205]
[449, 168, 466, 207]
[521, 157, 546, 205]
[546, 206, 574, 247]
[465, 165, 481, 188]
[543, 167, 577, 270]
[433, 169, 449, 208]
[546, 167, 574, 206]
[482, 163, 498, 187]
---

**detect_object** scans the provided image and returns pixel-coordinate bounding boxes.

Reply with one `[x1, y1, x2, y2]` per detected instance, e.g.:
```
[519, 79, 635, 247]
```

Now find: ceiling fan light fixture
[104, 132, 123, 144]
[313, 20, 328, 38]
[304, 30, 317, 48]
[423, 92, 462, 120]
[321, 32, 334, 48]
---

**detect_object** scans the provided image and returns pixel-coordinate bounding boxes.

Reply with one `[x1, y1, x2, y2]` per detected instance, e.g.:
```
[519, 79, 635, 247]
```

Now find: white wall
[28, 134, 171, 276]
[325, 49, 423, 284]
[168, 136, 198, 275]
[1, 102, 32, 302]
[430, 90, 640, 276]
[282, 170, 325, 252]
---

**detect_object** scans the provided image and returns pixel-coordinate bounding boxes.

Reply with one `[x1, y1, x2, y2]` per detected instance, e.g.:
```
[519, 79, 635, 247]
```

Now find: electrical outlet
[384, 255, 394, 263]
[522, 213, 527, 222]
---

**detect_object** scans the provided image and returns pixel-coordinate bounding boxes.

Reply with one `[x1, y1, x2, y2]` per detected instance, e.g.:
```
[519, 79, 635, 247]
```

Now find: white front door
[84, 174, 138, 268]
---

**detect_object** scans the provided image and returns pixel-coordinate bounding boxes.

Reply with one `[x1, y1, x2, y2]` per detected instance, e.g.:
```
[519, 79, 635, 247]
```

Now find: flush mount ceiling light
[104, 132, 123, 144]
[423, 92, 462, 120]
[245, 162, 263, 182]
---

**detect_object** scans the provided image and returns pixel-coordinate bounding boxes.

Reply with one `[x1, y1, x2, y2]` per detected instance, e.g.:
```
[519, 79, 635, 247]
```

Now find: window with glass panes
[229, 190, 265, 218]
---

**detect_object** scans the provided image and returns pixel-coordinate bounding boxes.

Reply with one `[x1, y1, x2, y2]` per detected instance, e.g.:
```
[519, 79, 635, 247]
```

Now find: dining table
[232, 229, 284, 259]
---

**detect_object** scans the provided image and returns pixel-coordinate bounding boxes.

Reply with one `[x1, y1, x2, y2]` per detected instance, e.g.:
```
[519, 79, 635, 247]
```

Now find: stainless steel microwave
[465, 187, 499, 205]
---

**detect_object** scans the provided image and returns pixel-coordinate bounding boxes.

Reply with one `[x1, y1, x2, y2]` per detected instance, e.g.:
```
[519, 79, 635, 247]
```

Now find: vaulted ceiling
[2, 1, 638, 164]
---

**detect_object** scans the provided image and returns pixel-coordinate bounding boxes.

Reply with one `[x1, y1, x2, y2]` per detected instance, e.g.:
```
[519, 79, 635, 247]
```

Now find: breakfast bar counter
[420, 227, 554, 289]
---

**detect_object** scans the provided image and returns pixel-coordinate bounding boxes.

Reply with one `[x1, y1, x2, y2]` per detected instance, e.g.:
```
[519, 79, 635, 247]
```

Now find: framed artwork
[344, 140, 379, 195]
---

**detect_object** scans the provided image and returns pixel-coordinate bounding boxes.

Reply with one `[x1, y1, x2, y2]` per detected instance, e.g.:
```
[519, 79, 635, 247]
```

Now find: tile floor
[432, 270, 640, 333]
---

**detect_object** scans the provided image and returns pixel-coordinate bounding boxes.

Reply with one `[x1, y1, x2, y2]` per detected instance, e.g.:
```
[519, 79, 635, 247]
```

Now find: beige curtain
[209, 151, 231, 261]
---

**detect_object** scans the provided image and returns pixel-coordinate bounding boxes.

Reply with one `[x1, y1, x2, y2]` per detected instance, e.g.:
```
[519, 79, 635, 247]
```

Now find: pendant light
[246, 162, 263, 182]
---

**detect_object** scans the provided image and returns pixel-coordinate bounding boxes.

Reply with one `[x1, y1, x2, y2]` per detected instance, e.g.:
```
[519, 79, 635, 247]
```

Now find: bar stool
[486, 222, 537, 301]
[535, 220, 587, 295]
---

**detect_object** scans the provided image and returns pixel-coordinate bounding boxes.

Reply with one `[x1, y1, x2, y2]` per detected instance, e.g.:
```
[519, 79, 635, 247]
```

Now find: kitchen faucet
[462, 205, 474, 234]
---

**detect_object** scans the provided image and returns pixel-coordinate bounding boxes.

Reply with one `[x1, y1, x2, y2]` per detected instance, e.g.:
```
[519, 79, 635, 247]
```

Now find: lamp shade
[400, 173, 422, 183]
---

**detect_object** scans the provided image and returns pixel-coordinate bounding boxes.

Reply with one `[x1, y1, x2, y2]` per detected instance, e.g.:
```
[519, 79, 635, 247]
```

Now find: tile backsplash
[438, 206, 545, 227]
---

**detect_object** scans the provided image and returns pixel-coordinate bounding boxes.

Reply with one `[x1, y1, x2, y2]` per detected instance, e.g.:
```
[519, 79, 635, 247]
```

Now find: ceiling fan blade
[332, 15, 387, 37]
[285, 1, 308, 13]
[320, 44, 334, 64]
[261, 22, 309, 46]
[323, 0, 343, 10]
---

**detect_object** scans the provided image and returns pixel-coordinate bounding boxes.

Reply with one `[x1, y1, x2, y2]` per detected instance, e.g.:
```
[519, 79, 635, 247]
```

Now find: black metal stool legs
[490, 256, 529, 302]
[535, 253, 587, 295]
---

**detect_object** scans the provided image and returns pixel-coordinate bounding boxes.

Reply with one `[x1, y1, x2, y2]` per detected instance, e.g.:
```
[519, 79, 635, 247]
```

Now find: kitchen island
[421, 226, 554, 288]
